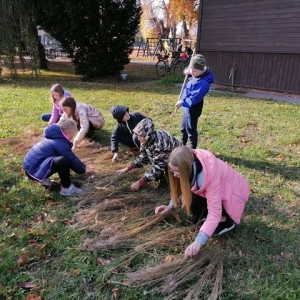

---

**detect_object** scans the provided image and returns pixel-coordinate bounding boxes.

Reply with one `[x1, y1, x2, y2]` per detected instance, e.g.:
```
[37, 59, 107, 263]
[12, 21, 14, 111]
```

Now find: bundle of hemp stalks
[126, 248, 223, 300]
[82, 214, 164, 250]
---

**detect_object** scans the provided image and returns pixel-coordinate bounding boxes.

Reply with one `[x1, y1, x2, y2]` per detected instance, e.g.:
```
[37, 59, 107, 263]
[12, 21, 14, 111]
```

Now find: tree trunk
[182, 20, 189, 39]
[37, 40, 48, 70]
[31, 23, 48, 70]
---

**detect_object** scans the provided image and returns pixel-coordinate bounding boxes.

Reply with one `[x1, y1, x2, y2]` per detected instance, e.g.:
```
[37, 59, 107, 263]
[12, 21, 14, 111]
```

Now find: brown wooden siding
[197, 0, 300, 93]
[202, 51, 300, 93]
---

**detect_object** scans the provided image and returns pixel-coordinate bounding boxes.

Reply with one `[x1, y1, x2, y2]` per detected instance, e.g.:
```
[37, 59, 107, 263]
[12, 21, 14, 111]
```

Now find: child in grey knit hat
[175, 54, 215, 149]
[189, 54, 206, 71]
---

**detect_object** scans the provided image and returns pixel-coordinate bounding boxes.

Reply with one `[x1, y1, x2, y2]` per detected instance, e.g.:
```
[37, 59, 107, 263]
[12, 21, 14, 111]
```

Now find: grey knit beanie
[190, 54, 206, 70]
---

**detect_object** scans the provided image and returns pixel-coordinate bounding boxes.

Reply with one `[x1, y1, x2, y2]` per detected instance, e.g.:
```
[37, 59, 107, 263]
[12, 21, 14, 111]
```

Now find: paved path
[209, 86, 300, 105]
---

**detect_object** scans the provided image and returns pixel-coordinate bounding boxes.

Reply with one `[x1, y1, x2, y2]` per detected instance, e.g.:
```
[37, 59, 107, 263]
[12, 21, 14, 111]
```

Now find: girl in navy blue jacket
[23, 119, 94, 196]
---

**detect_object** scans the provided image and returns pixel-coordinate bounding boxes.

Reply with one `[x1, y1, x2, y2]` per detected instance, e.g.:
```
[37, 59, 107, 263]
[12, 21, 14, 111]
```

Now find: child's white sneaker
[41, 178, 54, 186]
[60, 184, 83, 196]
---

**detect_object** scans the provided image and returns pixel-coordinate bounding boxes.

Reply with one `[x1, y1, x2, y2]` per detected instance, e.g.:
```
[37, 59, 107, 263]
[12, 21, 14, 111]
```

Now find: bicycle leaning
[155, 51, 191, 76]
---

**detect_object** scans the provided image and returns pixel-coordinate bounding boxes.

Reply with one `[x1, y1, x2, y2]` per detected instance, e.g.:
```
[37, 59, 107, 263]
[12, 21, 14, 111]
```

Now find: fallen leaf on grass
[99, 281, 110, 292]
[122, 280, 130, 286]
[240, 138, 250, 143]
[275, 154, 285, 160]
[46, 200, 60, 206]
[17, 252, 30, 266]
[16, 282, 36, 289]
[255, 235, 267, 242]
[164, 255, 176, 263]
[281, 252, 292, 259]
[294, 260, 300, 268]
[0, 187, 8, 193]
[28, 240, 39, 247]
[72, 269, 81, 275]
[111, 287, 120, 299]
[97, 257, 106, 266]
[27, 293, 41, 300]
[58, 218, 73, 225]
[34, 212, 48, 223]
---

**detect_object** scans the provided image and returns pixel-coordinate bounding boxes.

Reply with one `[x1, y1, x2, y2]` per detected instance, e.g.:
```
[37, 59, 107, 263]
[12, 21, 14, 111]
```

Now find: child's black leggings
[191, 194, 230, 220]
[48, 156, 71, 188]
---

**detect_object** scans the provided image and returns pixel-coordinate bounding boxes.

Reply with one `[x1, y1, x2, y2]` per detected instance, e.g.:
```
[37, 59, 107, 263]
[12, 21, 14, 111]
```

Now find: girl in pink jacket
[155, 146, 250, 258]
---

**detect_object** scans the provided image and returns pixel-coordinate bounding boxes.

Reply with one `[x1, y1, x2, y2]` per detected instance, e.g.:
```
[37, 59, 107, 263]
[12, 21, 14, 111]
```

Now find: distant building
[38, 29, 60, 47]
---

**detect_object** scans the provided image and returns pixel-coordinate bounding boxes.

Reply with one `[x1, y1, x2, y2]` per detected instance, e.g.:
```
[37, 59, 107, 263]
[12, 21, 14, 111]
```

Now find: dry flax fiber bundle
[126, 248, 223, 300]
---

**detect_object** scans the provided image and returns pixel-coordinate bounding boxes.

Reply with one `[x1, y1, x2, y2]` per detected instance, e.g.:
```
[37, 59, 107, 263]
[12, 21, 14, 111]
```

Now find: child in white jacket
[60, 97, 105, 150]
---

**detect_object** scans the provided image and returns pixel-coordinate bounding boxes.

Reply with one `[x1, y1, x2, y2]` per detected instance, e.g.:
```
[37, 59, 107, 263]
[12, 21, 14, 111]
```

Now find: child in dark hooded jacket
[116, 118, 182, 191]
[23, 119, 94, 196]
[110, 105, 146, 163]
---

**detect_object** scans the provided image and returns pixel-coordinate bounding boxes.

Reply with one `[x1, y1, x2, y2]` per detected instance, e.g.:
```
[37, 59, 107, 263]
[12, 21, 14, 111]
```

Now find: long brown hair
[50, 83, 64, 103]
[60, 97, 77, 121]
[168, 146, 194, 215]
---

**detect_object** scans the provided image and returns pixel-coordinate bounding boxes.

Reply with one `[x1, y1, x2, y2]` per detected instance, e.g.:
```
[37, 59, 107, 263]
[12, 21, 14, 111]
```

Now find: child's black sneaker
[213, 218, 235, 236]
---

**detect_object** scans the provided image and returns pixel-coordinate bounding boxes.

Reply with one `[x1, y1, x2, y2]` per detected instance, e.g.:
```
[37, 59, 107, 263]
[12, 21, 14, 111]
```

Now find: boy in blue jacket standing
[23, 119, 94, 196]
[175, 54, 214, 149]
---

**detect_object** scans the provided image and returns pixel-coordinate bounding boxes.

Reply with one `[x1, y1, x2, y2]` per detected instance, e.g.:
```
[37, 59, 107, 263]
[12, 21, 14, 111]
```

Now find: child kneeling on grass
[23, 119, 94, 196]
[155, 146, 250, 258]
[60, 97, 105, 150]
[41, 83, 72, 124]
[116, 118, 182, 191]
[110, 105, 146, 163]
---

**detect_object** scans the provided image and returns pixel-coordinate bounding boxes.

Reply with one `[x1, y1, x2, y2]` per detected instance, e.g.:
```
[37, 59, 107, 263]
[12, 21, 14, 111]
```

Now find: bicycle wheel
[156, 60, 167, 76]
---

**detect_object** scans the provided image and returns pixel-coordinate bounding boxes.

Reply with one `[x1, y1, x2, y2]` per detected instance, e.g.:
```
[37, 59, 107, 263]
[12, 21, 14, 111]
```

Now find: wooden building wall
[197, 0, 300, 93]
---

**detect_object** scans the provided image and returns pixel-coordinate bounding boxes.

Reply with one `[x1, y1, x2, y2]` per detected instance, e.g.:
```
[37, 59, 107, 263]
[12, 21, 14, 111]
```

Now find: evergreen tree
[38, 0, 142, 80]
[0, 0, 48, 77]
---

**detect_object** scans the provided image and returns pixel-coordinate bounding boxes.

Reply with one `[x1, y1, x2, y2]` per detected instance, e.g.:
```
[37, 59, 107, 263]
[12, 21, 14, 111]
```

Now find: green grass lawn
[0, 60, 299, 300]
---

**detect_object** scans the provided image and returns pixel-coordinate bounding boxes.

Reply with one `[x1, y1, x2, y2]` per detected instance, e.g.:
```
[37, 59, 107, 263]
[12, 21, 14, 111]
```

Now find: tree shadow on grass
[216, 194, 299, 298]
[219, 154, 300, 182]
